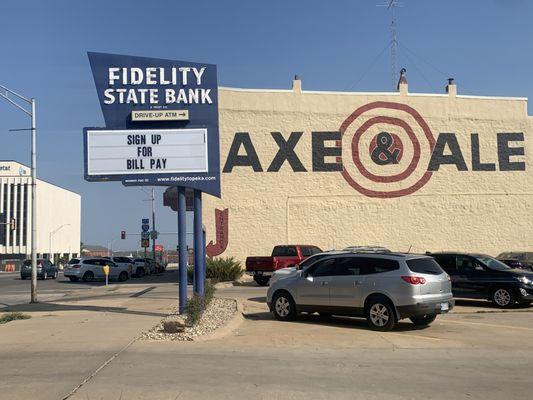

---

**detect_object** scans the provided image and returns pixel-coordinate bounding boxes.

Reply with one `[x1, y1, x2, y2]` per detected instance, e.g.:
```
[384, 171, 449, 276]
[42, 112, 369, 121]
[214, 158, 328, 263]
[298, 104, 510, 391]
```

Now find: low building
[80, 245, 109, 258]
[202, 77, 532, 262]
[0, 161, 81, 269]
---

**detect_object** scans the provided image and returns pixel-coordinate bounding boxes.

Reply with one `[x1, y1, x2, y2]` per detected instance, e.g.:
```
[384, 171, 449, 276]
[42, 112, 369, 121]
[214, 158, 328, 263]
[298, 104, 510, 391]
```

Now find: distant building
[0, 161, 81, 268]
[80, 245, 109, 258]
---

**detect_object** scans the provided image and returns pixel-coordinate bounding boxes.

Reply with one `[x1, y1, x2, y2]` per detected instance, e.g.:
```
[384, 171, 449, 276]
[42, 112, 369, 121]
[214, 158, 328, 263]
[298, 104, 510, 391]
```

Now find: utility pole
[140, 187, 156, 261]
[0, 85, 38, 303]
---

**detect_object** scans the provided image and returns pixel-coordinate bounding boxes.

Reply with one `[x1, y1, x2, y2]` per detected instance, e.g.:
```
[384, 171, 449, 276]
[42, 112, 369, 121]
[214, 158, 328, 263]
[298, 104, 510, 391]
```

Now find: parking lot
[1, 271, 532, 400]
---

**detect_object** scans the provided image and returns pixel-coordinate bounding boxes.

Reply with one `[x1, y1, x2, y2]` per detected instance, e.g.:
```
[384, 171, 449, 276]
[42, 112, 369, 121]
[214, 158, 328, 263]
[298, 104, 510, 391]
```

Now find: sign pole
[177, 186, 187, 313]
[193, 189, 204, 296]
[151, 188, 156, 262]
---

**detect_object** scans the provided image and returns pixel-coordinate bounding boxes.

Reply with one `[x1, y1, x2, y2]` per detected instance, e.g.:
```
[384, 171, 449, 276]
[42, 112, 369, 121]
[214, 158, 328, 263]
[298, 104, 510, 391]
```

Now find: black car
[496, 252, 533, 272]
[430, 252, 533, 308]
[20, 259, 58, 280]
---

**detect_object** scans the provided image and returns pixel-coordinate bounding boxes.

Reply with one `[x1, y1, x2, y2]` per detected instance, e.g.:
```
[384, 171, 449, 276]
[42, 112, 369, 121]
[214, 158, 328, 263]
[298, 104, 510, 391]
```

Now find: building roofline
[0, 160, 81, 197]
[219, 86, 528, 102]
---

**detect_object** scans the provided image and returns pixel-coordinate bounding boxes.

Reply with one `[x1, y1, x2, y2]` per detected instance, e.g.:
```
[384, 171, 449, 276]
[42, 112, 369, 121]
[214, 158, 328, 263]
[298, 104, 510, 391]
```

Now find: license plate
[440, 302, 449, 311]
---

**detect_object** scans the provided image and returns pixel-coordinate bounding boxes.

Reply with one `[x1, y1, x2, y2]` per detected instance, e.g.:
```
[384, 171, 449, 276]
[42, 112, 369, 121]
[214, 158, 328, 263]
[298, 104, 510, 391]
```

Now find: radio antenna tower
[378, 0, 403, 90]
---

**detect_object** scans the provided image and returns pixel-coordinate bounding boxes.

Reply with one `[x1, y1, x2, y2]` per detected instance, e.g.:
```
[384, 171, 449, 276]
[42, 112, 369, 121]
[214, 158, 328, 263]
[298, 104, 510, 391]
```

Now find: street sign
[141, 232, 150, 239]
[150, 230, 158, 240]
[142, 218, 149, 224]
[141, 224, 150, 232]
[141, 239, 150, 248]
[155, 244, 164, 252]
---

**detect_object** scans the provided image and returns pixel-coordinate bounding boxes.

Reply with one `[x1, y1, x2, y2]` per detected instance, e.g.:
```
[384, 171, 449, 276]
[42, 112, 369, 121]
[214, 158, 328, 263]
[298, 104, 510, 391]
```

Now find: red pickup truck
[246, 245, 322, 286]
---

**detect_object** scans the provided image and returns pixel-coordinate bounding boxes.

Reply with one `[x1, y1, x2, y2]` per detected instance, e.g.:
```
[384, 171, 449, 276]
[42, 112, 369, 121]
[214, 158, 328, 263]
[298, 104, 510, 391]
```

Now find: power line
[345, 40, 393, 91]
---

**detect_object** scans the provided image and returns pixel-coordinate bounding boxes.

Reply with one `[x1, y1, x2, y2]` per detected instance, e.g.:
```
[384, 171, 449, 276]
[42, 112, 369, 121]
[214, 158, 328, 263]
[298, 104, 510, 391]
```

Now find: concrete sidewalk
[0, 282, 178, 400]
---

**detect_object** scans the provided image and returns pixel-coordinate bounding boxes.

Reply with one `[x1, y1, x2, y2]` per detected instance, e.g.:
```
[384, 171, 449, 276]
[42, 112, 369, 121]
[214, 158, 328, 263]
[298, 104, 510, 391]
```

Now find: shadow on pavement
[1, 301, 168, 317]
[248, 296, 267, 303]
[454, 298, 532, 310]
[243, 310, 430, 332]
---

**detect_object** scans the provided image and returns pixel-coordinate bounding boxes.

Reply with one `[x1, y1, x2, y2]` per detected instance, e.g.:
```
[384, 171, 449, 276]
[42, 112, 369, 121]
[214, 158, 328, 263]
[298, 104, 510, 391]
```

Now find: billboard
[84, 52, 220, 197]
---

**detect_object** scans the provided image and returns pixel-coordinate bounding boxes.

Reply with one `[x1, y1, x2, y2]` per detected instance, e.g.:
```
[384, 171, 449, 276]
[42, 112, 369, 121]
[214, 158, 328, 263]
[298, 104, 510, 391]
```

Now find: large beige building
[203, 78, 532, 262]
[0, 161, 81, 267]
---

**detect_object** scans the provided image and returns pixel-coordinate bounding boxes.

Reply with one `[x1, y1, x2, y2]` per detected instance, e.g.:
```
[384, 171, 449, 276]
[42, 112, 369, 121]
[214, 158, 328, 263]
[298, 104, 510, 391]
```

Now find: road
[1, 273, 533, 399]
[0, 269, 182, 308]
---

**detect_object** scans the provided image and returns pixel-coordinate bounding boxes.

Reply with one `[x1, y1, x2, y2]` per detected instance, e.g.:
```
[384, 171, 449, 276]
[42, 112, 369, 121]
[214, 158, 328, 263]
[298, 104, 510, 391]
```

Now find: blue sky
[0, 0, 531, 251]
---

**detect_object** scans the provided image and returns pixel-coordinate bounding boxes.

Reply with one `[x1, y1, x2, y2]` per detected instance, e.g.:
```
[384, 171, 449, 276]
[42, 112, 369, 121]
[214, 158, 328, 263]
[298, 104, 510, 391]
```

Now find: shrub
[186, 257, 243, 284]
[206, 257, 243, 283]
[184, 280, 216, 327]
[0, 312, 30, 324]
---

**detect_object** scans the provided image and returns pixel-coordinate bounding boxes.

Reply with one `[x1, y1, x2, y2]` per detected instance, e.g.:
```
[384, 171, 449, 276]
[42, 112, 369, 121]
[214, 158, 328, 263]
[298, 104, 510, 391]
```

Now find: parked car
[270, 250, 343, 285]
[246, 245, 323, 286]
[64, 258, 130, 282]
[104, 256, 135, 275]
[343, 246, 391, 253]
[133, 258, 151, 277]
[267, 252, 454, 331]
[430, 252, 533, 308]
[20, 259, 58, 280]
[496, 252, 533, 272]
[139, 258, 157, 274]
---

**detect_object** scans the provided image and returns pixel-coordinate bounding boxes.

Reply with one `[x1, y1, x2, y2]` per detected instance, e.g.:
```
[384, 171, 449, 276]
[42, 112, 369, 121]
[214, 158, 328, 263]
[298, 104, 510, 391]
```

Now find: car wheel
[254, 276, 270, 286]
[366, 299, 397, 331]
[52, 271, 58, 279]
[492, 287, 515, 308]
[82, 271, 94, 282]
[69, 277, 78, 282]
[409, 314, 437, 326]
[42, 271, 48, 280]
[272, 291, 297, 321]
[118, 271, 128, 282]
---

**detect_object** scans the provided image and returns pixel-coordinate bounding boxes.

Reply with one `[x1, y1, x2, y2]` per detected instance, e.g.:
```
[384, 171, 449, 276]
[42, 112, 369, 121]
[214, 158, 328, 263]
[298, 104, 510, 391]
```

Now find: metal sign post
[193, 190, 204, 296]
[177, 186, 187, 313]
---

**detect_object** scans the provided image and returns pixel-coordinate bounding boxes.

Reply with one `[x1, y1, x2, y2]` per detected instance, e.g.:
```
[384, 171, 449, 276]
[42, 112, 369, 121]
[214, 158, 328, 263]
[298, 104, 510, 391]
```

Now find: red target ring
[340, 101, 436, 198]
[352, 116, 420, 183]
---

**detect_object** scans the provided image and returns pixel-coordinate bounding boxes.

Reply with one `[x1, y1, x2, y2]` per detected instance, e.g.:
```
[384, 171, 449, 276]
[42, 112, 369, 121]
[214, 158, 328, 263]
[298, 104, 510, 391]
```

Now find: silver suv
[267, 252, 454, 331]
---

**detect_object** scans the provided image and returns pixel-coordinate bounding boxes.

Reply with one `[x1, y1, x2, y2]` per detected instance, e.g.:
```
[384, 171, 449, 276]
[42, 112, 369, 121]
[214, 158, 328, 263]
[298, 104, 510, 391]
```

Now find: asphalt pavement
[1, 273, 532, 400]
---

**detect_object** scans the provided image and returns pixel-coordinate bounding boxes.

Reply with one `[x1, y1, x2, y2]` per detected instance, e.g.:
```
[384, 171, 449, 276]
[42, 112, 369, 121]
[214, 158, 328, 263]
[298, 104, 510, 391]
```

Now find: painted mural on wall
[222, 101, 526, 198]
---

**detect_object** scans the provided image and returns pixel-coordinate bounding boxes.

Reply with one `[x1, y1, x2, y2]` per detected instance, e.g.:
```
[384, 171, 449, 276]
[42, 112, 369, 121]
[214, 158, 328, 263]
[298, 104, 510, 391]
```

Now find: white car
[64, 258, 131, 282]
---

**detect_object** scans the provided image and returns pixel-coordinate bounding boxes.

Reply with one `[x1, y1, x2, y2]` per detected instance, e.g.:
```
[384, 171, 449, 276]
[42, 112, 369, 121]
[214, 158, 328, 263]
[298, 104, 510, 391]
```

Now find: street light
[0, 84, 38, 303]
[49, 224, 70, 263]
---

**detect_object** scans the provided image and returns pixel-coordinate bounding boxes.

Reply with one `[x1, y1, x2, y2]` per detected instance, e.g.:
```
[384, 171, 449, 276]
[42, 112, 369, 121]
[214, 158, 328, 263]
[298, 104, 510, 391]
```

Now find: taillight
[72, 264, 81, 269]
[401, 276, 426, 285]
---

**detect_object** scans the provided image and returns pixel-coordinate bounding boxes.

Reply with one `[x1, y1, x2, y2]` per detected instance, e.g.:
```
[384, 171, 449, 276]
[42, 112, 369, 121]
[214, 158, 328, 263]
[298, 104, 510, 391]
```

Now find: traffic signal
[121, 230, 126, 239]
[9, 218, 15, 231]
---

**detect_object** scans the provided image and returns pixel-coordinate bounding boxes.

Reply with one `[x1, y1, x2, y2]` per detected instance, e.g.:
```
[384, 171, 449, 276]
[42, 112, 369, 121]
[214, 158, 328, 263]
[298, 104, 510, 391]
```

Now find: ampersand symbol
[371, 132, 400, 165]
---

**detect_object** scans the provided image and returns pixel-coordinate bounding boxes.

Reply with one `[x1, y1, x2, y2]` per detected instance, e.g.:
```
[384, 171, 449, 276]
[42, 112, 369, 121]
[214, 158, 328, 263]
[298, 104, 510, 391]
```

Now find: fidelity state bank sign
[84, 52, 221, 197]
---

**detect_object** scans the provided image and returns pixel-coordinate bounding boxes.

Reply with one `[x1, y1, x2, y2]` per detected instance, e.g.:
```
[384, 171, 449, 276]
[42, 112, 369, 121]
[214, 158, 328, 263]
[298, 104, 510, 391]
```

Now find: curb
[195, 298, 244, 342]
[214, 281, 234, 289]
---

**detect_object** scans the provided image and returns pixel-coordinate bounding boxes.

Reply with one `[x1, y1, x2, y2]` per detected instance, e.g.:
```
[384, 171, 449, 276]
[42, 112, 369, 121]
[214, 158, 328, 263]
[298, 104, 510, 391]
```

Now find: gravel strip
[141, 297, 237, 341]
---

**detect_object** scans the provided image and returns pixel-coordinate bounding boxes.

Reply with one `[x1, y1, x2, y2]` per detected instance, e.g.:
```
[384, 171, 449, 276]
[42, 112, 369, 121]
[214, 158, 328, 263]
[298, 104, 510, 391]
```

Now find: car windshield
[298, 253, 329, 270]
[475, 256, 511, 271]
[497, 252, 523, 260]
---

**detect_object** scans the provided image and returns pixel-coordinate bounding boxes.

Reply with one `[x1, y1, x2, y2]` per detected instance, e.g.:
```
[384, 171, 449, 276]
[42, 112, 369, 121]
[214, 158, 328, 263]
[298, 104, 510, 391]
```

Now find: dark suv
[496, 252, 533, 272]
[430, 252, 533, 308]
